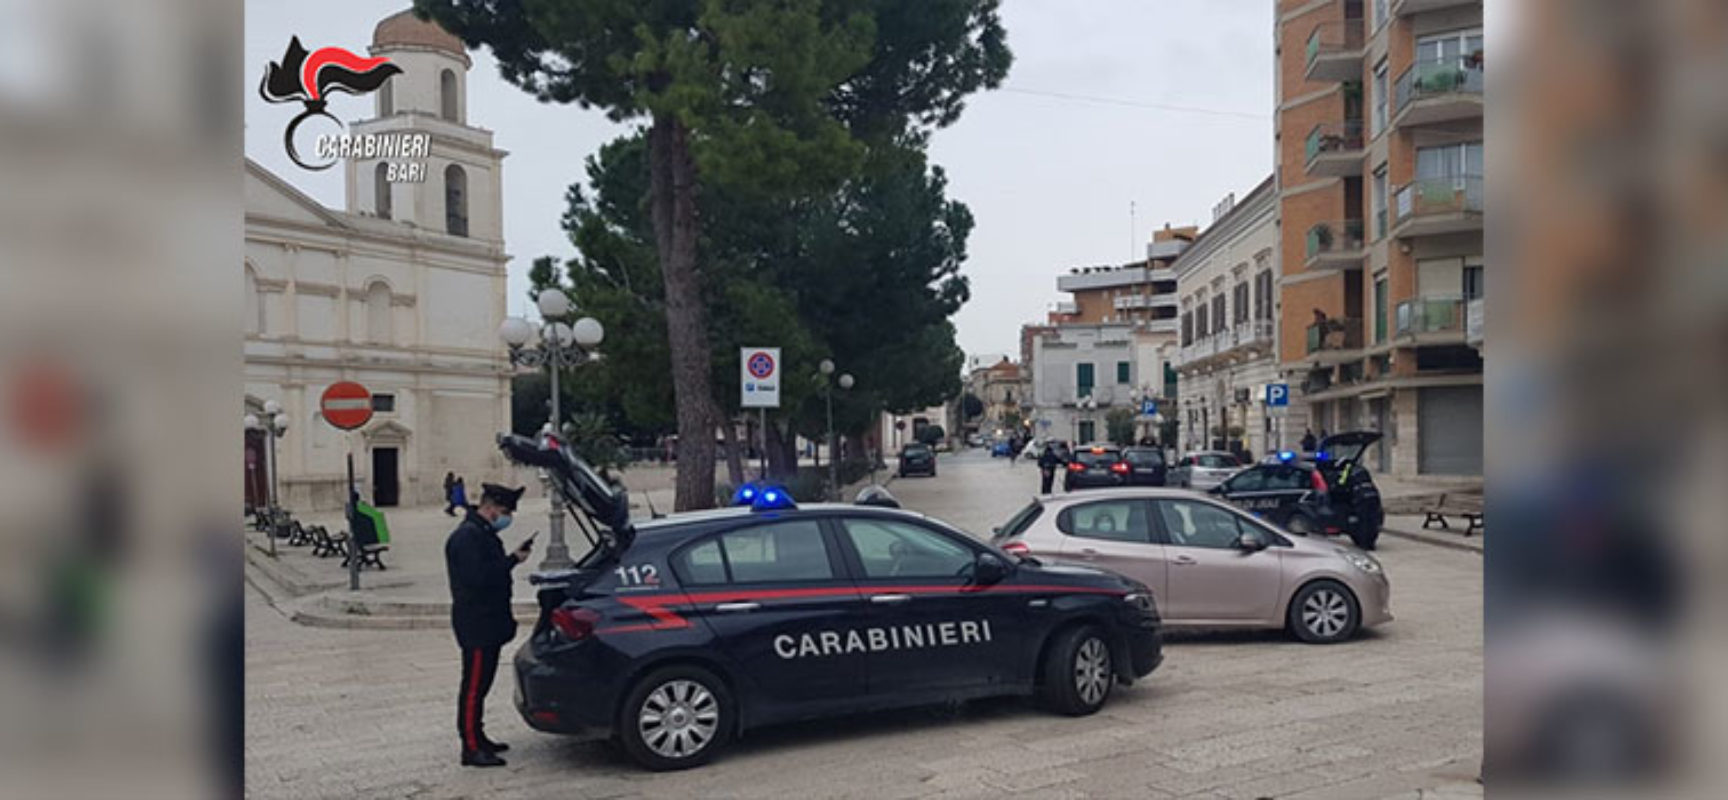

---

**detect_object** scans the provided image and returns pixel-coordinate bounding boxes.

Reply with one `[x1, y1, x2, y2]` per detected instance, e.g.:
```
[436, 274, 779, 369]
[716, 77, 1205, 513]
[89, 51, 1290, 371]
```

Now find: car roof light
[1278, 450, 1296, 462]
[751, 486, 797, 512]
[731, 483, 759, 507]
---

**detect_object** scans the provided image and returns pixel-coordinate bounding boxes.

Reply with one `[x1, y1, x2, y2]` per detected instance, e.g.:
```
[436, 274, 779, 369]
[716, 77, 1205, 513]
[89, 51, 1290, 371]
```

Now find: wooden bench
[308, 524, 347, 558]
[1422, 493, 1484, 536]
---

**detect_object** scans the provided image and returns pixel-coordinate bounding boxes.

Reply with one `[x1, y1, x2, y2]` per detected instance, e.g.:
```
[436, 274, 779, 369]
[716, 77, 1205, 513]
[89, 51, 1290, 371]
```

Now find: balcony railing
[1392, 175, 1483, 235]
[1305, 219, 1366, 263]
[1304, 120, 1365, 173]
[1305, 19, 1365, 82]
[1395, 296, 1465, 337]
[1305, 317, 1363, 355]
[1393, 57, 1484, 120]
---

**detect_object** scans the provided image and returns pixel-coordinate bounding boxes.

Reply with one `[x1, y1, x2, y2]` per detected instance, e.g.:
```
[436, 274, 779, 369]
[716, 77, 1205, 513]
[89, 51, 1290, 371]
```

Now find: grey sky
[245, 0, 1273, 359]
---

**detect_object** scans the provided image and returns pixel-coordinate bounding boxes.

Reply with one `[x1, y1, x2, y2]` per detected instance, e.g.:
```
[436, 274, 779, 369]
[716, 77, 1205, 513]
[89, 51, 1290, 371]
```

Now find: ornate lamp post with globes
[817, 359, 855, 500]
[244, 401, 291, 557]
[498, 287, 604, 571]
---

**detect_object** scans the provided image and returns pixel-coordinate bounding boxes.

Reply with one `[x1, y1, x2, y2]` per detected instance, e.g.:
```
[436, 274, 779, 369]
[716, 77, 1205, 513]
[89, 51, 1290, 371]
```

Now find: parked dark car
[1119, 447, 1167, 486]
[898, 443, 937, 477]
[1064, 444, 1127, 491]
[1207, 432, 1385, 549]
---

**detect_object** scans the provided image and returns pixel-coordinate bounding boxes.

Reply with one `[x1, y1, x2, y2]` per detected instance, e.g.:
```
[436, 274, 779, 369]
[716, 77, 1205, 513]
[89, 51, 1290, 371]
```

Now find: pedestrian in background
[1037, 442, 1062, 494]
[450, 476, 468, 513]
[1301, 429, 1318, 453]
[445, 483, 530, 768]
[443, 472, 458, 516]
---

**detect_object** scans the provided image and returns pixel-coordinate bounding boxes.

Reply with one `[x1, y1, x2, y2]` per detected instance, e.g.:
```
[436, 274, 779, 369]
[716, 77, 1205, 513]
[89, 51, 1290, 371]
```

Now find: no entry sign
[320, 381, 374, 430]
[740, 347, 780, 408]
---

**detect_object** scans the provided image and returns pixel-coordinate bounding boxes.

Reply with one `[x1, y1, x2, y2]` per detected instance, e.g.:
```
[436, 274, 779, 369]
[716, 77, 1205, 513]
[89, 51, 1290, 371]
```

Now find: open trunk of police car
[496, 433, 635, 636]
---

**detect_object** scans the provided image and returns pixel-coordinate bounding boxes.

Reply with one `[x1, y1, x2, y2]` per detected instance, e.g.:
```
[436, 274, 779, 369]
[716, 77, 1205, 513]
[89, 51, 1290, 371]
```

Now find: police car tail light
[1109, 461, 1130, 474]
[1000, 541, 1030, 556]
[549, 607, 599, 641]
[1311, 470, 1329, 493]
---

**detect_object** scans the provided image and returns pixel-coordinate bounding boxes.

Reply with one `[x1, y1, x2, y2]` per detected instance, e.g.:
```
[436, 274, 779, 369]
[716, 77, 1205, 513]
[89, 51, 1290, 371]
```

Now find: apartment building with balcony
[1053, 224, 1194, 330]
[1275, 0, 1483, 477]
[1172, 176, 1289, 457]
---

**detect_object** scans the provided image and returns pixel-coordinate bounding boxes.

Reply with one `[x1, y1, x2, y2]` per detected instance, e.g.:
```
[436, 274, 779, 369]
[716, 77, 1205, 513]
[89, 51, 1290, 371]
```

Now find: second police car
[497, 434, 1164, 770]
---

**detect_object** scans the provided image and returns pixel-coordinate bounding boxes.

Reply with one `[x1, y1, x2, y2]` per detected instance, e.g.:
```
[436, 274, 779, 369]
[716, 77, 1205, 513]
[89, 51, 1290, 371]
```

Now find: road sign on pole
[1266, 383, 1290, 407]
[320, 381, 372, 591]
[1141, 399, 1158, 417]
[740, 347, 781, 408]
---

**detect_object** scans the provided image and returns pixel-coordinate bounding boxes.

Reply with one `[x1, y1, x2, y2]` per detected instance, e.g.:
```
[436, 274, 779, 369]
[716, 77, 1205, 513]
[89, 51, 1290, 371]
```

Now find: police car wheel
[1040, 625, 1113, 716]
[618, 666, 733, 770]
[1287, 580, 1360, 644]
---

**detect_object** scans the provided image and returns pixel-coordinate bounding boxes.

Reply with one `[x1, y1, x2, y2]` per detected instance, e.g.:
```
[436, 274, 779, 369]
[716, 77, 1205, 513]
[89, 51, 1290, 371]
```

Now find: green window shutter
[1077, 363, 1095, 397]
[1116, 361, 1130, 383]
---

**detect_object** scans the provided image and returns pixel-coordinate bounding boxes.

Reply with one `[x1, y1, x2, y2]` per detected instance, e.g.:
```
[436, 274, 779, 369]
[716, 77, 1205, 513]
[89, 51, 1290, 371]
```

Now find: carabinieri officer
[445, 482, 530, 767]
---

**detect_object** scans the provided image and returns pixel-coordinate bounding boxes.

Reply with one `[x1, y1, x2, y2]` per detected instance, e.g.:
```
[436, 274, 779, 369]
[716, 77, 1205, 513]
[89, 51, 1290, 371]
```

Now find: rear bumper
[1065, 474, 1124, 489]
[513, 641, 621, 735]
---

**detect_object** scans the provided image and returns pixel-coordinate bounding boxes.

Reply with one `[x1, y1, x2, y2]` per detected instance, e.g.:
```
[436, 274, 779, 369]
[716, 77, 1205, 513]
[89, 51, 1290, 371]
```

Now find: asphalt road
[245, 448, 1483, 799]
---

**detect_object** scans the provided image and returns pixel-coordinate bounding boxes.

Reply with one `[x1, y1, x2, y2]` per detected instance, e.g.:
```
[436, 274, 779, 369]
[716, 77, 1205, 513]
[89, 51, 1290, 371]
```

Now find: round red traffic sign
[746, 350, 775, 379]
[320, 381, 373, 430]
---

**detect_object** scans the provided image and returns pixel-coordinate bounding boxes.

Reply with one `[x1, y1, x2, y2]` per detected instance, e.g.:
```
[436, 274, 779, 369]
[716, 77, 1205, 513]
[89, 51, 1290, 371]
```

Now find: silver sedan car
[1168, 451, 1244, 490]
[990, 488, 1391, 643]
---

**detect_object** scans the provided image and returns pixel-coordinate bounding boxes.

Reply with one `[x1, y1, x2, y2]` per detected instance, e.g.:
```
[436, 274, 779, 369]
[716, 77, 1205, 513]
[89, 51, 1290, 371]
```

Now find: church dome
[372, 9, 467, 60]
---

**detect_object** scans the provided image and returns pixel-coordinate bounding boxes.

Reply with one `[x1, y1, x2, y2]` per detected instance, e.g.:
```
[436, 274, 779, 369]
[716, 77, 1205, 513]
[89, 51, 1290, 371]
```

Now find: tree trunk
[650, 113, 717, 511]
[764, 420, 793, 480]
[721, 417, 744, 489]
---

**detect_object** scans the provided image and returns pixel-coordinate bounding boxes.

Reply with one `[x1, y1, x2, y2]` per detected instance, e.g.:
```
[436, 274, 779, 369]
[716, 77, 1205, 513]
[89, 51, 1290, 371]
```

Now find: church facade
[245, 11, 512, 511]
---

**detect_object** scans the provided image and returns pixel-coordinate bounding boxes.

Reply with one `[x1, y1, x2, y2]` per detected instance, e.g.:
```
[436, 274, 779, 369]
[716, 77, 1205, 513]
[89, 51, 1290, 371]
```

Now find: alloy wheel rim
[638, 679, 719, 759]
[1302, 589, 1350, 638]
[1073, 637, 1112, 705]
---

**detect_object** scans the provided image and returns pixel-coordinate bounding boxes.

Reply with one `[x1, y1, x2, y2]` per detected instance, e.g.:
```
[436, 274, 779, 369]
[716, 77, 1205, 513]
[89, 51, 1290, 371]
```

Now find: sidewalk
[1381, 513, 1483, 555]
[246, 465, 886, 629]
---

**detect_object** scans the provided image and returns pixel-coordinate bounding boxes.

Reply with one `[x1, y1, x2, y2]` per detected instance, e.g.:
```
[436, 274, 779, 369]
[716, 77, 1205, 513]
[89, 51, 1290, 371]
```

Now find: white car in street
[1168, 451, 1243, 491]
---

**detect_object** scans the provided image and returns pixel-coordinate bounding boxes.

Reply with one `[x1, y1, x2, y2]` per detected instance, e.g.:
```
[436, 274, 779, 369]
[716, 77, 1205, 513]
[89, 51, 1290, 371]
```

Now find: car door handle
[870, 594, 912, 605]
[1172, 555, 1197, 566]
[715, 602, 761, 613]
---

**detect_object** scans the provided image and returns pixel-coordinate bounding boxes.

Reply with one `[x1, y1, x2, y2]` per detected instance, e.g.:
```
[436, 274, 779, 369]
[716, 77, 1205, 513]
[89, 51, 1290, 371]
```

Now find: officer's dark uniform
[445, 483, 525, 765]
[1037, 446, 1062, 494]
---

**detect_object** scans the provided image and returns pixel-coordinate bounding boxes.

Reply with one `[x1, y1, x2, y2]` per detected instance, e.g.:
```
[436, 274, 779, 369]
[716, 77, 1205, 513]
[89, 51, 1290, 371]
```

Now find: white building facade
[1029, 324, 1177, 446]
[1174, 177, 1294, 457]
[244, 12, 512, 510]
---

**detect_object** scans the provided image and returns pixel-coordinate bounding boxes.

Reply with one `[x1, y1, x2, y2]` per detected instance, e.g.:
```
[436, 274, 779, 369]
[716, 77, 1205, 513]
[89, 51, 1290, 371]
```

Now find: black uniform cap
[480, 483, 525, 512]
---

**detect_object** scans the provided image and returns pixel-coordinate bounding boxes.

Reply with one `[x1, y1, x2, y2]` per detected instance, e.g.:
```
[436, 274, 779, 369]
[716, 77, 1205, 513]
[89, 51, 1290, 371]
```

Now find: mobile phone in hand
[519, 531, 538, 551]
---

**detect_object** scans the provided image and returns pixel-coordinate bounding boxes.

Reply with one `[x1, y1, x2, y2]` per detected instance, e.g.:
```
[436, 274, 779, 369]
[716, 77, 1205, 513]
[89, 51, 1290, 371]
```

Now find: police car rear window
[673, 520, 834, 585]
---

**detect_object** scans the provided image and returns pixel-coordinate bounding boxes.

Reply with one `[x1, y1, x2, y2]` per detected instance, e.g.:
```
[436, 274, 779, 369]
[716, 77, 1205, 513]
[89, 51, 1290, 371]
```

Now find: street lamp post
[817, 360, 854, 500]
[499, 288, 604, 571]
[245, 403, 291, 557]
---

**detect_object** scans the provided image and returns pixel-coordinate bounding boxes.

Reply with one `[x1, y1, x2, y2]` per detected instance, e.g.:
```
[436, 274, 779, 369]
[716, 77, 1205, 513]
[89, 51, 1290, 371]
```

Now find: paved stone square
[245, 449, 1482, 799]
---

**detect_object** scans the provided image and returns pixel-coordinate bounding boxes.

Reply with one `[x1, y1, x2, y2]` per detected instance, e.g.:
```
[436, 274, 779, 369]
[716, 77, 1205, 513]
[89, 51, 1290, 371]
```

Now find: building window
[1233, 283, 1250, 324]
[1372, 164, 1388, 239]
[245, 266, 263, 335]
[444, 164, 468, 237]
[366, 281, 393, 344]
[379, 79, 393, 117]
[1116, 361, 1130, 384]
[1195, 304, 1209, 339]
[440, 69, 459, 122]
[1181, 312, 1193, 346]
[1373, 0, 1388, 30]
[1076, 363, 1095, 399]
[1464, 262, 1484, 299]
[371, 393, 396, 413]
[1372, 59, 1389, 137]
[1211, 295, 1226, 334]
[1373, 276, 1388, 343]
[374, 163, 392, 220]
[1255, 271, 1274, 321]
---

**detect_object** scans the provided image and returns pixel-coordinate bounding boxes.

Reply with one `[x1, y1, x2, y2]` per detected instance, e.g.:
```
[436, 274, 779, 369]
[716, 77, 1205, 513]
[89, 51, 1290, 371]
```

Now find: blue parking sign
[1141, 399, 1158, 416]
[1266, 383, 1290, 407]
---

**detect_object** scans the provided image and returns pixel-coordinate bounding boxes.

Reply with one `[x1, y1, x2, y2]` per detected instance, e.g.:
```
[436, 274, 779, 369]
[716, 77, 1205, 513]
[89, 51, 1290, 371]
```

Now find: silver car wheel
[1302, 588, 1350, 638]
[638, 679, 720, 760]
[1073, 637, 1112, 706]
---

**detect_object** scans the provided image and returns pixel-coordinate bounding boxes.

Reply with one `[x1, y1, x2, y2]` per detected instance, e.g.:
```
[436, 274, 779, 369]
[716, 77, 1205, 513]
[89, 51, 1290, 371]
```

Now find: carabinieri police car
[497, 433, 1164, 770]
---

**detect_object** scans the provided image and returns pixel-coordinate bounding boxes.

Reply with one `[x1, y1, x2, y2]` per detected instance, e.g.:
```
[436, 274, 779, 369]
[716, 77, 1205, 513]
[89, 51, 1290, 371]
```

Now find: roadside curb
[1381, 526, 1483, 555]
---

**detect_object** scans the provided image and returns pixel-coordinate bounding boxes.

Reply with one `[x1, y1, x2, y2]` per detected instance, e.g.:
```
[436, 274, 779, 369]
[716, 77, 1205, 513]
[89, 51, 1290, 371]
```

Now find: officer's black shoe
[461, 749, 507, 768]
[480, 737, 509, 753]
